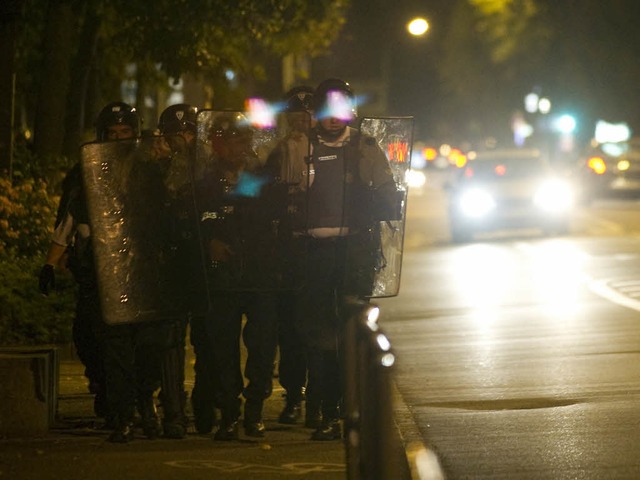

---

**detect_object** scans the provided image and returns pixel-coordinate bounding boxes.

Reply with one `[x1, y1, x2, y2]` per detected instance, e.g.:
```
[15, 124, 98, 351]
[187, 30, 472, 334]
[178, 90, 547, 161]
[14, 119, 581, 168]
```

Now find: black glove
[39, 264, 55, 295]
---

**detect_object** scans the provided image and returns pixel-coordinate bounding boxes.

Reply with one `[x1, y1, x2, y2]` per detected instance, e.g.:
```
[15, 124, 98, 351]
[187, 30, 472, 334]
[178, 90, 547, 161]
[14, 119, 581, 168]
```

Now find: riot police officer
[193, 113, 281, 440]
[154, 103, 202, 438]
[267, 86, 322, 428]
[39, 102, 141, 424]
[295, 78, 398, 440]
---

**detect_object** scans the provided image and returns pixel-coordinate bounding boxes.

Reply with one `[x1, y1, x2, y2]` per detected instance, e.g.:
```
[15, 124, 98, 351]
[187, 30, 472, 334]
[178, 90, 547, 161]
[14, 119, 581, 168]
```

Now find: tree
[16, 0, 349, 163]
[438, 0, 640, 144]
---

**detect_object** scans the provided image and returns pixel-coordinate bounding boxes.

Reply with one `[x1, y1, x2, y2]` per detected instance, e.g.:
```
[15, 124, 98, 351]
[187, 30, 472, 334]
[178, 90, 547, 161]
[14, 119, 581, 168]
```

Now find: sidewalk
[0, 342, 412, 480]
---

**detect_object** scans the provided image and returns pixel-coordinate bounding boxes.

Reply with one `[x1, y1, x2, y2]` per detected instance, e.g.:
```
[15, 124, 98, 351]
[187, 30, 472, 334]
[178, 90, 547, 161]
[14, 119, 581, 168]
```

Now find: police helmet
[313, 78, 356, 120]
[284, 85, 314, 113]
[94, 102, 140, 141]
[158, 103, 198, 135]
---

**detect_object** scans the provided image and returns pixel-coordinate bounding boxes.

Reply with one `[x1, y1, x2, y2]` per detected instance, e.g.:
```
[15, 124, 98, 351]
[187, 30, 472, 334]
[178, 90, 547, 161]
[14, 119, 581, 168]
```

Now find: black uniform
[194, 158, 285, 439]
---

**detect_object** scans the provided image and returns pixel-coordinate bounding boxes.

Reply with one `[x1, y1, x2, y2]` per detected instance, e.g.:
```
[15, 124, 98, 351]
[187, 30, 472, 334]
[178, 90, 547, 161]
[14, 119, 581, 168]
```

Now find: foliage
[0, 152, 75, 346]
[438, 0, 640, 143]
[0, 175, 59, 260]
[13, 0, 350, 160]
[0, 256, 75, 346]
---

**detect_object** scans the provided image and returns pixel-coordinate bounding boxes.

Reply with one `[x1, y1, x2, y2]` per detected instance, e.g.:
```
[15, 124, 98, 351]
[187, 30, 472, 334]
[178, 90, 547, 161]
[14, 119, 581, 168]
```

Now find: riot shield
[194, 110, 310, 292]
[81, 135, 209, 325]
[353, 116, 413, 298]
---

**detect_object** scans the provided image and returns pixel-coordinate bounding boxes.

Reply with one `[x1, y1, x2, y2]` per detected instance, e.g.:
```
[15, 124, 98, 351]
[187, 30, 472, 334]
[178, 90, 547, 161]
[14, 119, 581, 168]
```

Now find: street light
[407, 17, 429, 37]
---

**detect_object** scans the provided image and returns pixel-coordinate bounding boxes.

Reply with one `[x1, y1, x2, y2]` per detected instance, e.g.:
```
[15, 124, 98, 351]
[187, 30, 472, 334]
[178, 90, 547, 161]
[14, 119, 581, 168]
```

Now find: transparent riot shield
[81, 135, 209, 325]
[194, 110, 310, 292]
[352, 116, 413, 298]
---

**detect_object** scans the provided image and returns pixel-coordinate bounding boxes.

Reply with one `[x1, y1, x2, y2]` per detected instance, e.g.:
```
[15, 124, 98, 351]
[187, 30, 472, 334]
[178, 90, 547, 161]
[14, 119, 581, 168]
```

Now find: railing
[343, 300, 400, 480]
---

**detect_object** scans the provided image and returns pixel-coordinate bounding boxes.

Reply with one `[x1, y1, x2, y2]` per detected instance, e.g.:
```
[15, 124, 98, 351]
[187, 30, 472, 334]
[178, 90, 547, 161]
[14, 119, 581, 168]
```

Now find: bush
[0, 176, 59, 259]
[0, 257, 75, 346]
[0, 156, 76, 346]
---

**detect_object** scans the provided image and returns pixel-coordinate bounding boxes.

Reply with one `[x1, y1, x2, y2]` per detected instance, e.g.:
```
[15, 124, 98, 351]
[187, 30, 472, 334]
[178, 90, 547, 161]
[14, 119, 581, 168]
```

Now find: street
[379, 173, 640, 479]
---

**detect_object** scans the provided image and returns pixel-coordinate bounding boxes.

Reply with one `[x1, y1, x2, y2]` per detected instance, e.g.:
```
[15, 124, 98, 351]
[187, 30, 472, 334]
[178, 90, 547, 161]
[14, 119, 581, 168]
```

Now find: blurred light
[407, 17, 429, 36]
[317, 90, 355, 121]
[538, 97, 551, 114]
[555, 114, 576, 134]
[376, 333, 391, 351]
[524, 93, 539, 113]
[458, 188, 496, 217]
[406, 169, 427, 188]
[595, 120, 631, 143]
[448, 148, 467, 168]
[380, 352, 395, 367]
[617, 159, 630, 172]
[366, 306, 380, 331]
[225, 69, 236, 81]
[587, 156, 606, 174]
[533, 179, 574, 212]
[601, 143, 625, 157]
[494, 164, 506, 176]
[439, 144, 452, 157]
[423, 147, 438, 161]
[244, 97, 276, 129]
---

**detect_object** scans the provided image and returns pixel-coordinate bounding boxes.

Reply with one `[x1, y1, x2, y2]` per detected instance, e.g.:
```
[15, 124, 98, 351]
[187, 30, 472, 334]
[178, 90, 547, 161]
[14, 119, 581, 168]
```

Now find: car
[447, 148, 574, 243]
[575, 138, 640, 202]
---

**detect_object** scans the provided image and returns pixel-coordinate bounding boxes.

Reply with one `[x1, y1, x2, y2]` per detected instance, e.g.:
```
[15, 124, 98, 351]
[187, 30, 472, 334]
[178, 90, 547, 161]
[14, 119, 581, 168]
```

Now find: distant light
[225, 69, 236, 81]
[407, 17, 429, 36]
[423, 147, 438, 161]
[406, 169, 426, 188]
[588, 156, 606, 175]
[617, 160, 630, 172]
[595, 120, 631, 144]
[538, 97, 551, 114]
[555, 114, 576, 134]
[524, 93, 539, 113]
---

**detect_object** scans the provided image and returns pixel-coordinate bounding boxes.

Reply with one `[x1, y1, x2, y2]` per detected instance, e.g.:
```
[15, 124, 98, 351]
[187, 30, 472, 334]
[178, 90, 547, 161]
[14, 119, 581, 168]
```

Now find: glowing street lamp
[407, 17, 429, 37]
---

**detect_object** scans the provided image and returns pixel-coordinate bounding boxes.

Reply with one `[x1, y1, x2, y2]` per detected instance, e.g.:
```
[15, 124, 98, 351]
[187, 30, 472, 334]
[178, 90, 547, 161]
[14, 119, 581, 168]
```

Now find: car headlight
[533, 179, 573, 212]
[457, 188, 495, 217]
[406, 169, 427, 188]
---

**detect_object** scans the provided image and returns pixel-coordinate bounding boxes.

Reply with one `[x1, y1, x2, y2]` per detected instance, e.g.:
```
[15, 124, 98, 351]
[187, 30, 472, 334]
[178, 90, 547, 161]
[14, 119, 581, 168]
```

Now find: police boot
[191, 385, 219, 434]
[138, 395, 162, 439]
[243, 398, 266, 438]
[213, 412, 239, 441]
[107, 417, 135, 443]
[304, 400, 322, 429]
[278, 390, 302, 425]
[310, 418, 342, 441]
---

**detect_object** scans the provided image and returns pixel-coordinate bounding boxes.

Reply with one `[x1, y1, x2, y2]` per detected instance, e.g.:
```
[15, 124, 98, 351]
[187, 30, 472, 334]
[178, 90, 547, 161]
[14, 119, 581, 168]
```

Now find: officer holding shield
[193, 113, 281, 440]
[153, 103, 201, 438]
[39, 102, 140, 425]
[295, 78, 399, 441]
[266, 86, 322, 428]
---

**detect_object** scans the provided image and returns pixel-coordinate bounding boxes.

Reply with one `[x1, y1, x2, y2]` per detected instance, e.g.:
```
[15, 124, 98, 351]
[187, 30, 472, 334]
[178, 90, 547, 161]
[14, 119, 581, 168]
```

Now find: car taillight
[587, 156, 606, 174]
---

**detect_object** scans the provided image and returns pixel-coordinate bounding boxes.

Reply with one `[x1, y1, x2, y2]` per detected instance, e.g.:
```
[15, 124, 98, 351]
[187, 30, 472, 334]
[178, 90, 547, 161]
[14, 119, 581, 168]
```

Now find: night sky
[312, 0, 455, 140]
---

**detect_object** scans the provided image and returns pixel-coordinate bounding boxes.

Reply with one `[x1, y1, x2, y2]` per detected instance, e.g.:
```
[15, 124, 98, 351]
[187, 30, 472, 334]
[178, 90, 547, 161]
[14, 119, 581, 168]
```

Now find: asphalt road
[377, 178, 640, 479]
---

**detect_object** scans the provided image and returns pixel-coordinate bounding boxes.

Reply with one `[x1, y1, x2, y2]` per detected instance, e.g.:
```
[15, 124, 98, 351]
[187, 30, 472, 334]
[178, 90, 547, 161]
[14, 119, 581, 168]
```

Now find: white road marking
[589, 278, 640, 312]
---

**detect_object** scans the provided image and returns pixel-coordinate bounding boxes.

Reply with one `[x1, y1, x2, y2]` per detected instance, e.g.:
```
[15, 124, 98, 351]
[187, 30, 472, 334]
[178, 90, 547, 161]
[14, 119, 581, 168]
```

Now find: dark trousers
[73, 282, 105, 390]
[100, 321, 166, 424]
[295, 237, 349, 421]
[277, 292, 308, 402]
[192, 291, 278, 422]
[159, 317, 188, 424]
